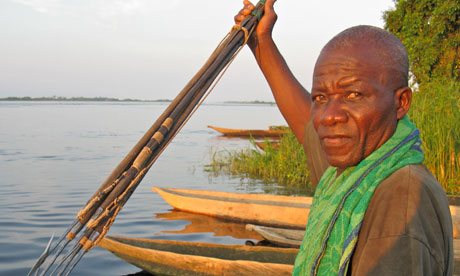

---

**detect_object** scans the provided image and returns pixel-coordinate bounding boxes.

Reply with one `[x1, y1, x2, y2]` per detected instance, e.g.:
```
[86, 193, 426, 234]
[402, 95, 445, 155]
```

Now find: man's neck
[336, 167, 346, 176]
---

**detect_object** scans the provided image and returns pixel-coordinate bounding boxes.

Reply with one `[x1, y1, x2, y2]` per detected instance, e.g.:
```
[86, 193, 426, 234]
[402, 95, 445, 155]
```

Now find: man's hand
[234, 0, 277, 50]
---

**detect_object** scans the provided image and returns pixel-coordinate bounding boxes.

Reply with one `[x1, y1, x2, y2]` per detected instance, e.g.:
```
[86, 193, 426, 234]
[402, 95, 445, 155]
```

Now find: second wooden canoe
[153, 187, 312, 229]
[99, 235, 460, 276]
[99, 236, 297, 276]
[246, 224, 304, 248]
[208, 125, 288, 138]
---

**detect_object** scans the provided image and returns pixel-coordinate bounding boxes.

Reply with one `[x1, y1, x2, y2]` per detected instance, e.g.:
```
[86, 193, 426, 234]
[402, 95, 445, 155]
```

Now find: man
[235, 0, 453, 275]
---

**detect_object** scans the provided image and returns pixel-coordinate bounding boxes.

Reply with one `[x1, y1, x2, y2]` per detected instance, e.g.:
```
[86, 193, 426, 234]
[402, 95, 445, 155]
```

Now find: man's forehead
[314, 47, 381, 77]
[315, 56, 370, 71]
[317, 42, 381, 64]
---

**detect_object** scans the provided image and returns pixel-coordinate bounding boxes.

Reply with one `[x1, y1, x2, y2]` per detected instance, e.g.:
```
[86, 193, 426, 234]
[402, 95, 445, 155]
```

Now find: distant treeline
[224, 100, 275, 105]
[1, 97, 275, 105]
[0, 96, 172, 102]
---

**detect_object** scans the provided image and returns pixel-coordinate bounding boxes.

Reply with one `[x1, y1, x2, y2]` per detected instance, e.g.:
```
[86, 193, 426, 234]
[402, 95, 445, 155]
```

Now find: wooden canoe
[99, 236, 297, 276]
[246, 224, 304, 248]
[154, 187, 460, 238]
[207, 125, 288, 138]
[153, 187, 312, 229]
[99, 236, 460, 276]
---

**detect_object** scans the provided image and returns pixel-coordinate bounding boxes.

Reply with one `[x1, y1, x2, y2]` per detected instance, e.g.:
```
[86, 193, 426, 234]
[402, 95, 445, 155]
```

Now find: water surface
[0, 101, 288, 275]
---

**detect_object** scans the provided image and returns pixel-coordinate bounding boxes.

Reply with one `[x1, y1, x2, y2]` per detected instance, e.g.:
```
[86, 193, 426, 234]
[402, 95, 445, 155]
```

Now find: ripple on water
[0, 241, 36, 264]
[0, 149, 24, 156]
[36, 155, 61, 160]
[0, 220, 67, 229]
[1, 102, 288, 275]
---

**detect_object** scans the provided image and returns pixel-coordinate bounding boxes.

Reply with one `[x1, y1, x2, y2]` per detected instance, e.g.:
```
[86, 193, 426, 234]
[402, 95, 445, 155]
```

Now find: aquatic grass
[208, 131, 314, 195]
[408, 79, 460, 194]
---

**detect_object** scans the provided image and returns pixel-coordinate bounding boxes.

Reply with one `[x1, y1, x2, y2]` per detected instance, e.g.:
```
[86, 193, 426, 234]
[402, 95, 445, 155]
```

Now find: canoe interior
[105, 236, 299, 265]
[100, 236, 295, 276]
[153, 187, 312, 207]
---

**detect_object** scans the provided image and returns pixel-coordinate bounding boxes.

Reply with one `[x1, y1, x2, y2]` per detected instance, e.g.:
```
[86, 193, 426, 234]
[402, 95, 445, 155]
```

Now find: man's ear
[395, 87, 412, 119]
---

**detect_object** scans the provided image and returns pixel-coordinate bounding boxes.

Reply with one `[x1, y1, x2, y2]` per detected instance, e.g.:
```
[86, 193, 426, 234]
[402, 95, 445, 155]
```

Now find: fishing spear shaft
[29, 1, 266, 275]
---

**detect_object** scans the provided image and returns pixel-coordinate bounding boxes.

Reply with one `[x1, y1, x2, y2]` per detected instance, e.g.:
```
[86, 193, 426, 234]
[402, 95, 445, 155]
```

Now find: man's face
[310, 45, 398, 171]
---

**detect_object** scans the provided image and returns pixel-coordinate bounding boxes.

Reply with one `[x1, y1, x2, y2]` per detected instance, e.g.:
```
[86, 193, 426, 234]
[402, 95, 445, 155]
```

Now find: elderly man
[236, 0, 453, 275]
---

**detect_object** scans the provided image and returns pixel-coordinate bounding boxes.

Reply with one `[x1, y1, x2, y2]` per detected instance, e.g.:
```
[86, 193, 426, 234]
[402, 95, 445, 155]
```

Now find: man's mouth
[320, 135, 352, 148]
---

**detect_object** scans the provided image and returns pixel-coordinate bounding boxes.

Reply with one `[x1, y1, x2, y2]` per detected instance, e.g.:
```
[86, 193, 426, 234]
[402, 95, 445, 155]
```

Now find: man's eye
[312, 95, 325, 102]
[347, 92, 361, 99]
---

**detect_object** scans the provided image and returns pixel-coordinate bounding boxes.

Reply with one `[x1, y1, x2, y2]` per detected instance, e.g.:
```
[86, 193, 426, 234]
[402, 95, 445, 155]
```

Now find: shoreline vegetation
[207, 80, 459, 195]
[207, 130, 315, 196]
[408, 80, 460, 195]
[224, 100, 275, 105]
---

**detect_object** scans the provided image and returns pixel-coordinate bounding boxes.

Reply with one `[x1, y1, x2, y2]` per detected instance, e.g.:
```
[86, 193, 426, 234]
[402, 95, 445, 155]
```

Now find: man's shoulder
[351, 164, 453, 275]
[379, 164, 441, 191]
[359, 163, 452, 244]
[377, 164, 448, 209]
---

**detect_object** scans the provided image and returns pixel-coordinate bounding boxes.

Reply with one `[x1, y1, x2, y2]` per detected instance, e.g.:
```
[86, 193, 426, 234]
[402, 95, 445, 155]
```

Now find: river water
[0, 101, 290, 275]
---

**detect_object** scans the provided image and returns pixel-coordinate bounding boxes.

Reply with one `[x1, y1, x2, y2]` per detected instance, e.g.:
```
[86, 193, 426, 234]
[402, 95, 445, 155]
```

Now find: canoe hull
[153, 187, 311, 229]
[207, 125, 288, 138]
[99, 236, 297, 276]
[246, 224, 304, 248]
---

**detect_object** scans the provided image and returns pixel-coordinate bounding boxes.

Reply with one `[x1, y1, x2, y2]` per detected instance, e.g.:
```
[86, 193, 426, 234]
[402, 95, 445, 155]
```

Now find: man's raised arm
[235, 0, 311, 143]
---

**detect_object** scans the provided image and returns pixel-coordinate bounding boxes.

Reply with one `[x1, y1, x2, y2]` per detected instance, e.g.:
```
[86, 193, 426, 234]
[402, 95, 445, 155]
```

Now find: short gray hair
[323, 25, 409, 88]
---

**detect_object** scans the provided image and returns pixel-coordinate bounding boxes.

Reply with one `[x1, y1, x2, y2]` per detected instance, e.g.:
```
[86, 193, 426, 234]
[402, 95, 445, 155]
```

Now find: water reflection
[156, 210, 263, 241]
[121, 271, 153, 276]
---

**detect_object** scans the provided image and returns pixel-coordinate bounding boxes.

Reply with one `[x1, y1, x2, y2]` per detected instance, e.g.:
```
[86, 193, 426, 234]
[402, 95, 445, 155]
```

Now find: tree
[383, 0, 459, 85]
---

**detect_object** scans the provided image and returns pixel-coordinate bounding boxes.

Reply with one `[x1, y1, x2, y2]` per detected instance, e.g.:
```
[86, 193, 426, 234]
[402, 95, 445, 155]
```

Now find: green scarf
[292, 116, 424, 276]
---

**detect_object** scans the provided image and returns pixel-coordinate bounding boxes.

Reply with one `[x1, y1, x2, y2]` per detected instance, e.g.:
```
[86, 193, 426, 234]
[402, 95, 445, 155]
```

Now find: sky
[0, 0, 396, 102]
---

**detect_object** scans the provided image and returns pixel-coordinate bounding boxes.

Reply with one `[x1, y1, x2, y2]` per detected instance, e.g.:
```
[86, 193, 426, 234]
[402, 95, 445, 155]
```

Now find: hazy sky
[0, 0, 395, 102]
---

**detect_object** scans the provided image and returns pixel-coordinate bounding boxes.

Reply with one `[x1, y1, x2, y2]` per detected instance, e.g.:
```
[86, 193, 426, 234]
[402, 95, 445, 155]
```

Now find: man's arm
[235, 0, 311, 143]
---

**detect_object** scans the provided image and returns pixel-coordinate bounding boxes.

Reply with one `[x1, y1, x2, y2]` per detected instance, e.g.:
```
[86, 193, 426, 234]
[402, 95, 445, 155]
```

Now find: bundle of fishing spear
[28, 1, 267, 276]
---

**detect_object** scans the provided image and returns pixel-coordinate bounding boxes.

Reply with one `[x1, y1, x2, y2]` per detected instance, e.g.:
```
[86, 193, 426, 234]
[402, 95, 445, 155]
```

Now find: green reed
[207, 80, 459, 195]
[207, 131, 314, 195]
[408, 79, 460, 194]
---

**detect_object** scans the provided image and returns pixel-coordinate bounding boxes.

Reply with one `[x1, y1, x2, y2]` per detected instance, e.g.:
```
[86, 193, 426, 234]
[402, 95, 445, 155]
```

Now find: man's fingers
[234, 1, 255, 24]
[234, 14, 245, 24]
[241, 4, 254, 16]
[234, 8, 252, 24]
[243, 0, 253, 6]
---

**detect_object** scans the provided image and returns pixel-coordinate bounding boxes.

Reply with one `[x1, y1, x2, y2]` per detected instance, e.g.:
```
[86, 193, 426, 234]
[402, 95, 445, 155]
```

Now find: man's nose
[320, 99, 347, 126]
